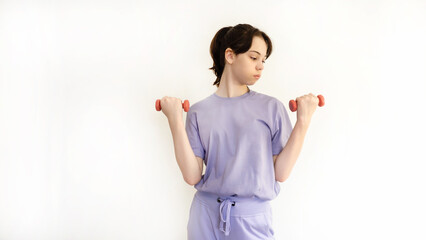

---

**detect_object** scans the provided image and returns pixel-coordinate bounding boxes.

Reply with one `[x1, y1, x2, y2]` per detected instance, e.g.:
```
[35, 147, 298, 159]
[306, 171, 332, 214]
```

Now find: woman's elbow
[184, 175, 201, 186]
[276, 174, 289, 183]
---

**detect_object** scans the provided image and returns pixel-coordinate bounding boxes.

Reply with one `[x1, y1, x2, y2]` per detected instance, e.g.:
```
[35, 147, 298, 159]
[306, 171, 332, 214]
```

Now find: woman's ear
[224, 48, 234, 64]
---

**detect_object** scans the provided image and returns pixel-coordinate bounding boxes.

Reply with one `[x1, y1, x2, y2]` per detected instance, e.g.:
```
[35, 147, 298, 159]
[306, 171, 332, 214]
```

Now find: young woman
[159, 23, 319, 240]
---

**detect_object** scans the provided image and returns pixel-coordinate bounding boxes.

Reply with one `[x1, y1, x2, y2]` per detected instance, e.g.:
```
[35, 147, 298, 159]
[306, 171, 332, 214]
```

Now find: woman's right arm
[168, 116, 203, 186]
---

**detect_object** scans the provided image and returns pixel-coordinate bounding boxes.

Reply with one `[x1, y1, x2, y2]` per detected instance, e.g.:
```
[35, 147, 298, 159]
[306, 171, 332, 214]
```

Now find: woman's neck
[215, 74, 249, 98]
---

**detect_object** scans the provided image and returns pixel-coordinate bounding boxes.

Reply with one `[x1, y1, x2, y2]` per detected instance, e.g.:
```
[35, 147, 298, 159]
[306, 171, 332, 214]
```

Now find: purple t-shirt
[185, 88, 293, 201]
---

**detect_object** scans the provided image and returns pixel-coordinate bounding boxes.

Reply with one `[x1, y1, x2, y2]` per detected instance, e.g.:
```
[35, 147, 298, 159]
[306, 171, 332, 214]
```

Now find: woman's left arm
[274, 93, 319, 182]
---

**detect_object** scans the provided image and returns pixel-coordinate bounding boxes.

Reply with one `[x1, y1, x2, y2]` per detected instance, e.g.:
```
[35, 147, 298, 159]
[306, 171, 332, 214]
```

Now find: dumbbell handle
[289, 95, 325, 112]
[155, 99, 190, 112]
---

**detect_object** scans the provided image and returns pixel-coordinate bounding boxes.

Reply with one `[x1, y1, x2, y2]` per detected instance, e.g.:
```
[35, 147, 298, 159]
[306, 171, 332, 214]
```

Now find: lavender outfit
[185, 88, 293, 239]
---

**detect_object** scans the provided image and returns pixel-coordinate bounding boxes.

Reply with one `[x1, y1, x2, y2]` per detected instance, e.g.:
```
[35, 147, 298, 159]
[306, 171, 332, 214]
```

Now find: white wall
[1, 0, 425, 239]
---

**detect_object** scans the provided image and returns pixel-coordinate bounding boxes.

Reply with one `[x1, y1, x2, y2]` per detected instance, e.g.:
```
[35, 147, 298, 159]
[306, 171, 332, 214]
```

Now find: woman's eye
[251, 57, 265, 64]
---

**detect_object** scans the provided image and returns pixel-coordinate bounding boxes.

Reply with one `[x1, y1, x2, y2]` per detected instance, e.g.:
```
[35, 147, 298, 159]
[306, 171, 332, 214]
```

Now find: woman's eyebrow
[249, 50, 266, 58]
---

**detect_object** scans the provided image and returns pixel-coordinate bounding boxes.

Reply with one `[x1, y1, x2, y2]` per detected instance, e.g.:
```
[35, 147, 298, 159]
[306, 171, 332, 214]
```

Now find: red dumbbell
[289, 94, 325, 112]
[155, 99, 190, 112]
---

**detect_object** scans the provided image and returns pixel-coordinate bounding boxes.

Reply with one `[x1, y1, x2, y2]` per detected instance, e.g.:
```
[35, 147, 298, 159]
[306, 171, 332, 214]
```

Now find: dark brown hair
[209, 23, 273, 87]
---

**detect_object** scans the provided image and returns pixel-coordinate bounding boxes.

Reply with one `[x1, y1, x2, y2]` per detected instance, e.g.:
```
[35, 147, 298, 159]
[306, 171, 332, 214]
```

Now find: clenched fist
[295, 93, 319, 124]
[158, 96, 185, 121]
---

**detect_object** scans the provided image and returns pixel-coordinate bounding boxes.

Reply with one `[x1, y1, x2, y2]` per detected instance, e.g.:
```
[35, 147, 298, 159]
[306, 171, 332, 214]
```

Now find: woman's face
[227, 36, 267, 86]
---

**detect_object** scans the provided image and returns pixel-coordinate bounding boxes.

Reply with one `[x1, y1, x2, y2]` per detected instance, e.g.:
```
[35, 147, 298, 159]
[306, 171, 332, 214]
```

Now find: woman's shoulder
[186, 93, 215, 113]
[251, 90, 283, 106]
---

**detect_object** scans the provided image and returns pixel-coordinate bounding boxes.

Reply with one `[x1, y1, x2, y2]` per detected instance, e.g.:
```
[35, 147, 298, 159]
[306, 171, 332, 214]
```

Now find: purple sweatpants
[187, 190, 275, 240]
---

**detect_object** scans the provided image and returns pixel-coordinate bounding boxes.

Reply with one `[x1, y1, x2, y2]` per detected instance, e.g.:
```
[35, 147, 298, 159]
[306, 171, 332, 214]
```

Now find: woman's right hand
[159, 96, 184, 121]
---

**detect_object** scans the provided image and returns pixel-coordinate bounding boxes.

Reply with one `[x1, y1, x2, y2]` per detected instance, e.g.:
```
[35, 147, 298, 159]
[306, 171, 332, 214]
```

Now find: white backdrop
[1, 0, 425, 239]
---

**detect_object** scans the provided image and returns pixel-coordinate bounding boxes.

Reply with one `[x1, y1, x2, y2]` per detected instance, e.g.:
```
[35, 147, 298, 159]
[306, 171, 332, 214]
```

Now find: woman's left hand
[295, 93, 319, 125]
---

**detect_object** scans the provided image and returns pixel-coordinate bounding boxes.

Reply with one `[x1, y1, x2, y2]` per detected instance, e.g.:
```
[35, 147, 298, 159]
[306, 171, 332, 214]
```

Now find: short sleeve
[271, 100, 293, 155]
[185, 109, 205, 159]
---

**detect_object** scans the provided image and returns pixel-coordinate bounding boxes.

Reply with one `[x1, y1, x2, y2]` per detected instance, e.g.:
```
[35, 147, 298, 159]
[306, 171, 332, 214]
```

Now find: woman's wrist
[295, 119, 311, 130]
